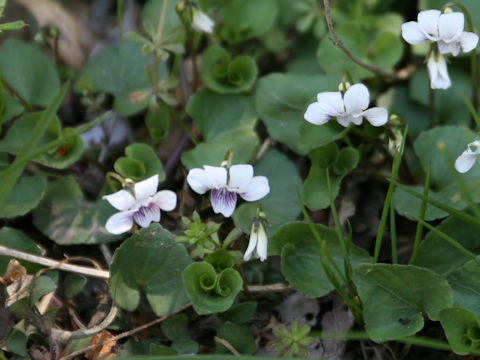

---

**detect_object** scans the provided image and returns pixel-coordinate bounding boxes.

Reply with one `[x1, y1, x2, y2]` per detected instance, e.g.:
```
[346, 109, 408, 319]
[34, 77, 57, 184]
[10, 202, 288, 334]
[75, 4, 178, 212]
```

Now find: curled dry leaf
[85, 330, 117, 360]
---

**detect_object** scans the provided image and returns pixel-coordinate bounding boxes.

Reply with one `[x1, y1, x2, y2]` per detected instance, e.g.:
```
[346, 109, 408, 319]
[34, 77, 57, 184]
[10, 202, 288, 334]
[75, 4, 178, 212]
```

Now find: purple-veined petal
[417, 9, 441, 40]
[187, 168, 213, 194]
[243, 224, 258, 261]
[133, 203, 161, 228]
[211, 188, 237, 217]
[455, 152, 478, 173]
[362, 107, 388, 126]
[228, 164, 254, 191]
[401, 21, 429, 45]
[316, 91, 344, 114]
[343, 84, 369, 116]
[438, 12, 464, 43]
[438, 40, 461, 56]
[103, 190, 136, 211]
[204, 165, 228, 189]
[460, 31, 479, 53]
[105, 210, 135, 235]
[304, 102, 336, 125]
[134, 175, 159, 200]
[255, 224, 268, 261]
[238, 176, 270, 201]
[152, 190, 177, 211]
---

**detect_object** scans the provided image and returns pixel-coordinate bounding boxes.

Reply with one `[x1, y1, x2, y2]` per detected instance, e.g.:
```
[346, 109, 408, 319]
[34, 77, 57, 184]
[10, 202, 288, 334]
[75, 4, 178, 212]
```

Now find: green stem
[429, 84, 436, 125]
[374, 126, 408, 262]
[410, 162, 431, 265]
[464, 96, 480, 130]
[0, 63, 3, 137]
[407, 213, 477, 260]
[392, 180, 480, 227]
[117, 0, 124, 42]
[438, 141, 480, 219]
[152, 0, 169, 95]
[443, 1, 478, 115]
[390, 196, 398, 264]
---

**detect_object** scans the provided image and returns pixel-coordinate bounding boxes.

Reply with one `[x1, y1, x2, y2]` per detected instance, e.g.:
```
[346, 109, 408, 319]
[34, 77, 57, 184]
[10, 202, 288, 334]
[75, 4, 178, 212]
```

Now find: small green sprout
[268, 320, 315, 358]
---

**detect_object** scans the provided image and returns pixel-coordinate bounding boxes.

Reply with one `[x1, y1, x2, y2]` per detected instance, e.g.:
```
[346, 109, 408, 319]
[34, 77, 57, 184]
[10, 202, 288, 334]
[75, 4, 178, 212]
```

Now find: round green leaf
[0, 174, 47, 218]
[215, 322, 256, 355]
[0, 39, 60, 107]
[0, 227, 42, 276]
[64, 274, 87, 299]
[182, 262, 243, 315]
[447, 257, 480, 319]
[186, 89, 257, 141]
[109, 224, 192, 316]
[114, 143, 165, 182]
[269, 222, 372, 298]
[354, 264, 453, 342]
[201, 46, 258, 94]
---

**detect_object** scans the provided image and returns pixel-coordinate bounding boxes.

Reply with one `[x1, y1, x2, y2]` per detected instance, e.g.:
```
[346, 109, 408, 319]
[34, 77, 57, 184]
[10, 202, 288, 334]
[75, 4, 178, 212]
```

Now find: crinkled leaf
[114, 143, 165, 182]
[201, 46, 258, 94]
[269, 222, 372, 298]
[439, 307, 480, 355]
[109, 224, 192, 316]
[354, 264, 453, 342]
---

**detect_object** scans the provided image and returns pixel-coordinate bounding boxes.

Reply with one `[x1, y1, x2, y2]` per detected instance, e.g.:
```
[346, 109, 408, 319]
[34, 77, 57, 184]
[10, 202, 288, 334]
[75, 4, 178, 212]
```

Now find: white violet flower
[427, 51, 451, 90]
[187, 164, 270, 217]
[244, 220, 268, 262]
[304, 83, 388, 127]
[401, 9, 479, 56]
[455, 140, 480, 173]
[192, 8, 214, 34]
[103, 174, 177, 235]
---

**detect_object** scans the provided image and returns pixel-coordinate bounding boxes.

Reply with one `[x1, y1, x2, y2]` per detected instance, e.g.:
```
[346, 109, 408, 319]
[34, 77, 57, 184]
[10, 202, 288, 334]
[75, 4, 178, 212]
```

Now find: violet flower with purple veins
[186, 164, 270, 217]
[103, 174, 177, 235]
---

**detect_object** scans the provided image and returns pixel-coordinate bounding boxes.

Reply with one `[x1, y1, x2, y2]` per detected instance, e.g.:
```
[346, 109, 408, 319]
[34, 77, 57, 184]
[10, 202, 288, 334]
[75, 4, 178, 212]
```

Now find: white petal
[362, 107, 388, 126]
[203, 165, 227, 189]
[255, 225, 268, 262]
[316, 91, 344, 114]
[417, 10, 441, 40]
[438, 40, 461, 56]
[228, 164, 253, 191]
[105, 211, 135, 235]
[238, 176, 270, 201]
[336, 114, 353, 127]
[187, 168, 213, 194]
[243, 225, 258, 261]
[401, 21, 429, 45]
[133, 204, 160, 228]
[102, 190, 135, 211]
[460, 32, 479, 53]
[304, 102, 337, 125]
[468, 140, 480, 154]
[134, 175, 159, 200]
[192, 9, 214, 34]
[351, 115, 363, 126]
[343, 84, 369, 116]
[211, 189, 237, 217]
[152, 190, 177, 211]
[438, 12, 464, 43]
[427, 54, 451, 90]
[455, 152, 477, 173]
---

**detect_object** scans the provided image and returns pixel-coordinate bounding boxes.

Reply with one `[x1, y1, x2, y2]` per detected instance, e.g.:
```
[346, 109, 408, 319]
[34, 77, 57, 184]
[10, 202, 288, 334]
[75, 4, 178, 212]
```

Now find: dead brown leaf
[85, 330, 117, 360]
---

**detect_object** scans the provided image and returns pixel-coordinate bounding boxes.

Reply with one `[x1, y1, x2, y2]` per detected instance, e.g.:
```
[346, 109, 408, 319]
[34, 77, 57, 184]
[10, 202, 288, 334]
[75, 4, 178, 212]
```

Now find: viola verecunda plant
[304, 83, 388, 127]
[103, 174, 177, 234]
[187, 164, 270, 217]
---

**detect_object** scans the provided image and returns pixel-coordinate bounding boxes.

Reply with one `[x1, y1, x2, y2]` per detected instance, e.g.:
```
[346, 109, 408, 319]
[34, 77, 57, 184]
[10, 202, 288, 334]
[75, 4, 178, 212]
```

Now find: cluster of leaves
[2, 0, 480, 358]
